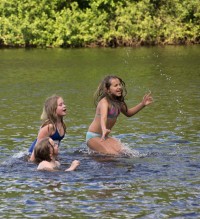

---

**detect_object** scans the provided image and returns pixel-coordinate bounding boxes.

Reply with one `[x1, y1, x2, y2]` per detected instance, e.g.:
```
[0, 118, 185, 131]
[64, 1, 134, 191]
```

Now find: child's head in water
[34, 137, 59, 164]
[34, 137, 80, 171]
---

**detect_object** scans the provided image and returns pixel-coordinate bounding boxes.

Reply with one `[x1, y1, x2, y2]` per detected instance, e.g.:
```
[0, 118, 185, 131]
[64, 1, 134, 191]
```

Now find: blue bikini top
[51, 128, 65, 142]
[28, 128, 65, 154]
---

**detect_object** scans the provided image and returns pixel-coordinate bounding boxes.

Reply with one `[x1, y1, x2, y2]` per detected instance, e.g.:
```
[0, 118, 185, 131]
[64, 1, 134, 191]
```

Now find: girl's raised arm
[121, 92, 153, 117]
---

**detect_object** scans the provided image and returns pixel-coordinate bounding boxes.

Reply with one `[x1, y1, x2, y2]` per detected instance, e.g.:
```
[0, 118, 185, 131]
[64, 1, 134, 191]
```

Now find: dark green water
[0, 46, 199, 218]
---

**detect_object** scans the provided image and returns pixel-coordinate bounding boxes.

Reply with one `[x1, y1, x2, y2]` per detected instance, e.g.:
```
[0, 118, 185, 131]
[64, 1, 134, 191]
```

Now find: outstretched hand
[65, 160, 80, 171]
[142, 91, 153, 106]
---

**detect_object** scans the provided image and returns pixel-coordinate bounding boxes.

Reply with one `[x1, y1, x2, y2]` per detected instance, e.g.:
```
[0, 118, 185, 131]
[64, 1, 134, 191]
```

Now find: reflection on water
[0, 46, 200, 218]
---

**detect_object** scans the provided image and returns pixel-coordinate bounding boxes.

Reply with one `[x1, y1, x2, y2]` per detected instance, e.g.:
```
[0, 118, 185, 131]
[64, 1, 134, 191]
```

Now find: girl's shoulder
[40, 123, 55, 132]
[99, 97, 119, 109]
[98, 97, 109, 105]
[97, 98, 109, 109]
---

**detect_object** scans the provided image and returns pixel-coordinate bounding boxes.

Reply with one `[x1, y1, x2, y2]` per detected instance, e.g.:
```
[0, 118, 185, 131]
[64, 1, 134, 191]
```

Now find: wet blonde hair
[94, 75, 127, 111]
[34, 137, 54, 163]
[40, 95, 66, 132]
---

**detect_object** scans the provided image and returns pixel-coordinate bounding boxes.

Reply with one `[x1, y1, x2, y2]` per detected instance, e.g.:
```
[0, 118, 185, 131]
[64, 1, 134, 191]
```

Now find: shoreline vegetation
[0, 0, 199, 48]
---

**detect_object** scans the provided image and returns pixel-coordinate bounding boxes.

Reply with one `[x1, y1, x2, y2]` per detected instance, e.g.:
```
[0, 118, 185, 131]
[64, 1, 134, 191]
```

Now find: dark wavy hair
[94, 75, 127, 111]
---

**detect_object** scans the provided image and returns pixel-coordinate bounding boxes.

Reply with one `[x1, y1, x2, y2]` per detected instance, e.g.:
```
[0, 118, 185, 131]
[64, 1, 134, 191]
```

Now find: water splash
[12, 151, 29, 159]
[1, 151, 29, 166]
[120, 143, 147, 158]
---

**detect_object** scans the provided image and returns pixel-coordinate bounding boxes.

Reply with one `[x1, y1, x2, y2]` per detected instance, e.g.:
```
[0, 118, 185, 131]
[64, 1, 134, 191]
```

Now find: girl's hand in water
[101, 129, 111, 141]
[142, 91, 153, 106]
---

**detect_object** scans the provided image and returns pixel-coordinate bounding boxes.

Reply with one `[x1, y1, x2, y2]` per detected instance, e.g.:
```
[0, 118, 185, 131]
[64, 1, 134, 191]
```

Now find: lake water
[0, 46, 199, 218]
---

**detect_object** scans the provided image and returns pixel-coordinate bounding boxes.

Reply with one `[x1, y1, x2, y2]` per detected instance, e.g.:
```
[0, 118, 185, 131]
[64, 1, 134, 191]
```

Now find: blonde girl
[29, 95, 67, 161]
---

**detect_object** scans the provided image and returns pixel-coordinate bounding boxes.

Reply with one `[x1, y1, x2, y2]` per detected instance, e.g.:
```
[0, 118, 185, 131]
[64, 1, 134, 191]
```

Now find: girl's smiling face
[108, 78, 122, 97]
[56, 97, 67, 116]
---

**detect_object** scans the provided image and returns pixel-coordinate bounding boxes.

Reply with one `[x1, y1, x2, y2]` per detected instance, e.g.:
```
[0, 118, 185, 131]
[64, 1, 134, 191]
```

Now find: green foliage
[0, 0, 199, 47]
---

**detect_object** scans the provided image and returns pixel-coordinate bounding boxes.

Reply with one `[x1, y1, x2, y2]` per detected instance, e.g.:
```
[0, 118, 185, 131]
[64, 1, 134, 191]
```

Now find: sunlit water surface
[0, 46, 199, 218]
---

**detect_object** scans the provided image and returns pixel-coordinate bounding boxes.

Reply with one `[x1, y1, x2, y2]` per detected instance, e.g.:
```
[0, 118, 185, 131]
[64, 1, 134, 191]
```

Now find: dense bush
[0, 0, 199, 47]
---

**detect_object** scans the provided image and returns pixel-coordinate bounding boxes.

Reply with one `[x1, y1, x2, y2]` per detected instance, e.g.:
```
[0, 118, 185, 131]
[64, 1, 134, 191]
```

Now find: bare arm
[65, 160, 80, 171]
[121, 92, 153, 117]
[99, 99, 111, 140]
